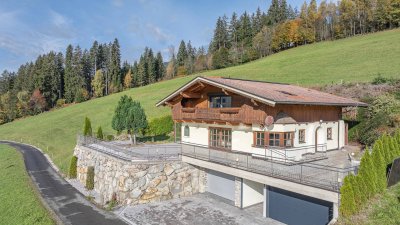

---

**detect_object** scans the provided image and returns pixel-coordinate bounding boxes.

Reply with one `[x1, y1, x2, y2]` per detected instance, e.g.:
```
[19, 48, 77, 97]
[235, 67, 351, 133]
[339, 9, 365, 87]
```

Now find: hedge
[86, 166, 95, 190]
[340, 130, 400, 217]
[69, 156, 78, 179]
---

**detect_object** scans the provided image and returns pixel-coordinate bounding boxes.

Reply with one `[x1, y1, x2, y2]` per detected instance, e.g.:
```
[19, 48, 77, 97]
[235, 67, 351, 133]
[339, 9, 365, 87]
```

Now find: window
[269, 133, 281, 147]
[327, 127, 332, 140]
[209, 128, 232, 149]
[184, 125, 190, 137]
[209, 95, 232, 108]
[284, 132, 293, 147]
[255, 132, 265, 147]
[299, 129, 305, 143]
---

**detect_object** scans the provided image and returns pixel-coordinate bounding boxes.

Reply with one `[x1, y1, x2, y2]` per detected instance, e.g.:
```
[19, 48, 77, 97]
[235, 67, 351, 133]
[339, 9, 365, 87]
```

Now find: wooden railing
[172, 106, 266, 125]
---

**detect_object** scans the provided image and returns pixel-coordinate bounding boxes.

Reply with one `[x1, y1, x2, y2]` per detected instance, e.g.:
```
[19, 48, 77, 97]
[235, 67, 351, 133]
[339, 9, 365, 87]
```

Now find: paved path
[0, 141, 127, 225]
[116, 193, 283, 225]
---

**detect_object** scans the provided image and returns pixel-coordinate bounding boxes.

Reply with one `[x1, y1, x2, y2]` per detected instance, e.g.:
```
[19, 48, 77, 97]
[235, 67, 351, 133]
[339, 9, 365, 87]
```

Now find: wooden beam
[222, 88, 230, 96]
[180, 91, 201, 98]
[251, 99, 258, 106]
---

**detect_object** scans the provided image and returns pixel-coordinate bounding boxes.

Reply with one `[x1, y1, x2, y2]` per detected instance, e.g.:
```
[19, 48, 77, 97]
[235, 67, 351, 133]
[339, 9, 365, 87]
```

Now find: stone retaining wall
[74, 145, 206, 205]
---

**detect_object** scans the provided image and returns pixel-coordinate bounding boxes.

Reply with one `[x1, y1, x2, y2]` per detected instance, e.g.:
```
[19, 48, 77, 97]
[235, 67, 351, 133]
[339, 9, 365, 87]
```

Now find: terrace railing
[77, 134, 181, 162]
[180, 142, 356, 192]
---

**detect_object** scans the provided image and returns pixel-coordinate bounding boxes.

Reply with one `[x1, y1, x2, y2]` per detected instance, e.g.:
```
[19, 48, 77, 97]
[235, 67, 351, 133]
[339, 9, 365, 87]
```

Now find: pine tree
[372, 141, 387, 192]
[110, 38, 121, 92]
[177, 40, 188, 66]
[340, 174, 357, 216]
[96, 126, 103, 140]
[155, 52, 164, 81]
[126, 101, 148, 145]
[83, 117, 92, 136]
[64, 45, 75, 103]
[267, 0, 281, 25]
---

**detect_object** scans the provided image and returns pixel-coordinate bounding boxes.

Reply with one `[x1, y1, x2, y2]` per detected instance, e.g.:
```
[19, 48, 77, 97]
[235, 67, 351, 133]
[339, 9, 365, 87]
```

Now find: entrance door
[315, 127, 324, 152]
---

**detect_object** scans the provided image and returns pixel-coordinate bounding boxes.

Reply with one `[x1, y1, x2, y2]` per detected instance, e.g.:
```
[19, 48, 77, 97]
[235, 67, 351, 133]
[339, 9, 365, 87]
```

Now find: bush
[146, 115, 174, 141]
[69, 156, 78, 179]
[83, 117, 92, 136]
[106, 134, 114, 141]
[56, 99, 66, 108]
[372, 74, 389, 85]
[86, 166, 95, 190]
[96, 126, 103, 140]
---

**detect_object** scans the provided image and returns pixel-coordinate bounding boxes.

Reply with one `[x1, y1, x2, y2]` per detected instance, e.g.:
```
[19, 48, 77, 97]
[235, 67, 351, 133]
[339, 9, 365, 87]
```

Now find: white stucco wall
[180, 120, 346, 161]
[242, 179, 264, 208]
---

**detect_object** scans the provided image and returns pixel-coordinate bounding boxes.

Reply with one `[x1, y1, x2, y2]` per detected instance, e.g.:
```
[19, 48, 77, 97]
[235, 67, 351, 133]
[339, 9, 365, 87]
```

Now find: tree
[340, 174, 357, 216]
[123, 69, 132, 89]
[110, 38, 121, 92]
[126, 101, 148, 145]
[253, 26, 273, 57]
[29, 89, 46, 114]
[91, 70, 105, 97]
[83, 117, 92, 136]
[212, 47, 230, 69]
[177, 40, 188, 66]
[96, 126, 104, 140]
[111, 95, 147, 144]
[146, 115, 174, 142]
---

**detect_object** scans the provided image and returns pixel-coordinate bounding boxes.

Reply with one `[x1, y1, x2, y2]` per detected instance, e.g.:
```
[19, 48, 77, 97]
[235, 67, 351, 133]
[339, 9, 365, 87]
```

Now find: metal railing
[180, 143, 356, 192]
[77, 135, 181, 162]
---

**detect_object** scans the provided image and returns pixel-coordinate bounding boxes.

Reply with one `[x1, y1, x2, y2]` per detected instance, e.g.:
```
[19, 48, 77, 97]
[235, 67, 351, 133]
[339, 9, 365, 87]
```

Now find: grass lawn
[0, 144, 54, 225]
[0, 29, 399, 174]
[338, 183, 400, 225]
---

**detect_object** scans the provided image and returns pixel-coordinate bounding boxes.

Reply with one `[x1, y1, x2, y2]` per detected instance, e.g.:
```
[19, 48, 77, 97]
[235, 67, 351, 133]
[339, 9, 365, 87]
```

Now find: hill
[0, 29, 399, 173]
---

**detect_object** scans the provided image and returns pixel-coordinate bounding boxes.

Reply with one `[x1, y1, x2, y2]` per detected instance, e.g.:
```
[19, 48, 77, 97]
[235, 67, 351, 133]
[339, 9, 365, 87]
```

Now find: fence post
[300, 165, 303, 182]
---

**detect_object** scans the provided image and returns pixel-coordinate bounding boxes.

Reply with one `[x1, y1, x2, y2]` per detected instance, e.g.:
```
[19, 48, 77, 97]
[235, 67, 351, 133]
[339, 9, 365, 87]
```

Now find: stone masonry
[74, 145, 206, 206]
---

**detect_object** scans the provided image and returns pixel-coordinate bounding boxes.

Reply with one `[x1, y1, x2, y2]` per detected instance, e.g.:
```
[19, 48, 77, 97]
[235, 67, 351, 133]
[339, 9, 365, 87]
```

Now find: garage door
[206, 170, 235, 202]
[267, 187, 333, 225]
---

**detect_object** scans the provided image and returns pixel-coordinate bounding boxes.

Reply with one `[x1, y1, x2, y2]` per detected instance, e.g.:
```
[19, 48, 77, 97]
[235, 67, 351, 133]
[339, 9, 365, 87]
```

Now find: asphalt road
[1, 141, 127, 225]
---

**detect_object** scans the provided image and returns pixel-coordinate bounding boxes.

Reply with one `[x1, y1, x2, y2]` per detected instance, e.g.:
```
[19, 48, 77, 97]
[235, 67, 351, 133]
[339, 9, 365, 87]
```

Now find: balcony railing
[172, 106, 266, 124]
[181, 142, 356, 192]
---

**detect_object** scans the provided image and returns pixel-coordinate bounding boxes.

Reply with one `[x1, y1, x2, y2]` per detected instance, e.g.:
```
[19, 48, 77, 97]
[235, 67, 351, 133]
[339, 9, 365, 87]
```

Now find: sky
[0, 0, 302, 72]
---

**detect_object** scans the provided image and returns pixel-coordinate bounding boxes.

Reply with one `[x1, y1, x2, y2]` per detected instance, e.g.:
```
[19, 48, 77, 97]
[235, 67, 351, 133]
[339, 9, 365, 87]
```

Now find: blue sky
[0, 0, 302, 71]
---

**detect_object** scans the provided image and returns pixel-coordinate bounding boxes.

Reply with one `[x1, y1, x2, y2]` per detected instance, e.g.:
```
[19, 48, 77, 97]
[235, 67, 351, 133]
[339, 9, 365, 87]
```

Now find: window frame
[209, 127, 232, 150]
[327, 127, 333, 140]
[298, 129, 306, 144]
[184, 125, 190, 137]
[253, 131, 294, 148]
[209, 95, 232, 108]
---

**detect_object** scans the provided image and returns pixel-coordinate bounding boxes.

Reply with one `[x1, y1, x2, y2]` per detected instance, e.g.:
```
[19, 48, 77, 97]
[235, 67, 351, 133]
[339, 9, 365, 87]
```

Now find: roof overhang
[156, 76, 277, 107]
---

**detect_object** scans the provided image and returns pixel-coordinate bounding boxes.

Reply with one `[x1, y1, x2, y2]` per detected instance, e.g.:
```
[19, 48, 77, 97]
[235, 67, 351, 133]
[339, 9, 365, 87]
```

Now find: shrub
[56, 99, 66, 108]
[371, 74, 389, 85]
[96, 126, 103, 140]
[86, 166, 95, 190]
[146, 115, 174, 141]
[83, 117, 92, 136]
[106, 134, 114, 141]
[69, 156, 78, 179]
[340, 175, 357, 217]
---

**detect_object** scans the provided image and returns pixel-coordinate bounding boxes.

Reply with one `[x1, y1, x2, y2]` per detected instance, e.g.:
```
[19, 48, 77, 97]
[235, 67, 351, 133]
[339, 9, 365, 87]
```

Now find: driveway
[0, 141, 127, 225]
[116, 193, 283, 225]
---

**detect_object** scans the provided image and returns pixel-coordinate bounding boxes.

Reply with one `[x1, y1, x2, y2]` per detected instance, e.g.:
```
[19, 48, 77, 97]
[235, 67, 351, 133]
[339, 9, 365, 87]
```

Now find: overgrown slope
[0, 29, 399, 173]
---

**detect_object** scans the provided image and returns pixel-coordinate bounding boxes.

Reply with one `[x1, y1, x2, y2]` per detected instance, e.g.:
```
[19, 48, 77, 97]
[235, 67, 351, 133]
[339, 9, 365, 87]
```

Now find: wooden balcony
[172, 106, 266, 125]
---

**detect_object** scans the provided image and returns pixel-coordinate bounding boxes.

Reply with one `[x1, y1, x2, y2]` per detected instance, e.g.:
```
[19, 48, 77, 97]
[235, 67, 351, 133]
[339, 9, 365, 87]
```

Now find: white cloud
[146, 23, 173, 44]
[112, 0, 124, 7]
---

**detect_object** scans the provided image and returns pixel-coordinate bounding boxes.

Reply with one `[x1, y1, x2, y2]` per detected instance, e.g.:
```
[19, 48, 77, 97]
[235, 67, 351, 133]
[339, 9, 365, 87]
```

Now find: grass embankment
[0, 29, 399, 174]
[0, 145, 54, 225]
[338, 183, 400, 225]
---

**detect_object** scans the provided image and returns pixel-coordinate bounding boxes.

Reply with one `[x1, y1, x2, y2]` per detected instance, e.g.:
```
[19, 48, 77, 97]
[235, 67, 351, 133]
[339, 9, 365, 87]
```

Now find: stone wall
[74, 145, 206, 206]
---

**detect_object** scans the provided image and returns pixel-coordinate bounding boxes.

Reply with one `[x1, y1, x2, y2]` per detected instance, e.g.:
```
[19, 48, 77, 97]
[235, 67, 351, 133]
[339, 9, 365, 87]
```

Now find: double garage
[206, 169, 334, 225]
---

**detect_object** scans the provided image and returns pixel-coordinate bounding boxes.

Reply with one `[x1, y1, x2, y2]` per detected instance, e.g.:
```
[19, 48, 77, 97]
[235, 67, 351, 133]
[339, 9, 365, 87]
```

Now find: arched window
[184, 125, 190, 137]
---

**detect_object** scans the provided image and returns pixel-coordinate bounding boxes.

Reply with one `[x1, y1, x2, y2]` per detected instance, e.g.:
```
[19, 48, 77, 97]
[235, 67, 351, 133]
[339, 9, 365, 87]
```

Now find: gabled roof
[156, 76, 368, 107]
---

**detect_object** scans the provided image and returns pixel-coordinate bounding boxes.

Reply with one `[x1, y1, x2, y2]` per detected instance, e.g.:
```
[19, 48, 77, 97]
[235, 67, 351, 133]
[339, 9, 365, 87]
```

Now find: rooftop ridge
[206, 76, 290, 85]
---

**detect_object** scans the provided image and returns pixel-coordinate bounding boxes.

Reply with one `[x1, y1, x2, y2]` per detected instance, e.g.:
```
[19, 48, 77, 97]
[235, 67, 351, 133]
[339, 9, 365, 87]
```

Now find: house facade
[157, 76, 366, 162]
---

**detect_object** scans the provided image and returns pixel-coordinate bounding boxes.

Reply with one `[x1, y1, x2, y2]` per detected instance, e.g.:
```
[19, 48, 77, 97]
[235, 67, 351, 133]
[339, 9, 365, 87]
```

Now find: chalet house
[157, 76, 367, 162]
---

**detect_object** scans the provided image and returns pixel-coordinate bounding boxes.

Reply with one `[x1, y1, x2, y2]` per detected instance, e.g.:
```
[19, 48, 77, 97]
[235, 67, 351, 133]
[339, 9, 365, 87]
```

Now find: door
[315, 127, 324, 152]
[206, 170, 235, 202]
[266, 187, 333, 225]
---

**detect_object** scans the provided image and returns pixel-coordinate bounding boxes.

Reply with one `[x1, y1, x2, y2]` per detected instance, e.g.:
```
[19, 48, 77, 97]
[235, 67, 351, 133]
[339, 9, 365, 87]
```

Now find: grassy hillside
[0, 29, 399, 173]
[0, 145, 54, 225]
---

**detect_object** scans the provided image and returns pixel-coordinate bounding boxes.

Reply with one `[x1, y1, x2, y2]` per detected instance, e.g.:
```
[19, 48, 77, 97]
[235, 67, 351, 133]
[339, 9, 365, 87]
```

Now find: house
[156, 76, 367, 162]
[156, 76, 367, 225]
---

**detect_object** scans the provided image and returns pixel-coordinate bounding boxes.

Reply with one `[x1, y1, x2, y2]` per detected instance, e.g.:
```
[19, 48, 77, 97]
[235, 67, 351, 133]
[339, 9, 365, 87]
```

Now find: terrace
[77, 135, 358, 192]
